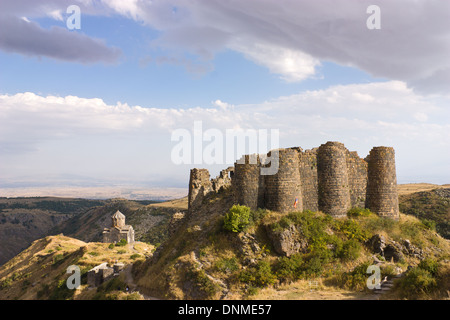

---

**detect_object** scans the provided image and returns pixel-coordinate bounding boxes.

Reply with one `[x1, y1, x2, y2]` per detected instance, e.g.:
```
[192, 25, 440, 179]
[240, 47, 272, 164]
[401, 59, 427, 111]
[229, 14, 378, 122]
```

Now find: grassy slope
[0, 197, 107, 265]
[0, 234, 153, 300]
[134, 186, 450, 300]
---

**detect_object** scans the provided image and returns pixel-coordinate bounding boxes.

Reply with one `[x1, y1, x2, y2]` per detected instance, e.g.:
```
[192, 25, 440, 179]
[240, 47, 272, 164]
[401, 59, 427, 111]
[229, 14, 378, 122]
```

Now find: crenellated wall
[187, 141, 399, 220]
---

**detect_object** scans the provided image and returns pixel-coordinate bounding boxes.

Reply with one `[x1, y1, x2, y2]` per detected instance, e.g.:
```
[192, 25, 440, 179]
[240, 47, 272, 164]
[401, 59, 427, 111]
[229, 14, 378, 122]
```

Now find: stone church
[102, 210, 135, 244]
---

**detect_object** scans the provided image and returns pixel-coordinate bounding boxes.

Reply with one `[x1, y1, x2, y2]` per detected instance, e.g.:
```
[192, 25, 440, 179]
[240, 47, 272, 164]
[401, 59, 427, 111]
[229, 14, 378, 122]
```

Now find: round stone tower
[317, 141, 351, 217]
[264, 148, 302, 213]
[233, 154, 263, 210]
[365, 147, 399, 219]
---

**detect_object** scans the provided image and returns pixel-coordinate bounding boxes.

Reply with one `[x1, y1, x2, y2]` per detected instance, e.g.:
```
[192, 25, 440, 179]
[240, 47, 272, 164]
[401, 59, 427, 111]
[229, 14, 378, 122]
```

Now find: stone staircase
[371, 272, 405, 298]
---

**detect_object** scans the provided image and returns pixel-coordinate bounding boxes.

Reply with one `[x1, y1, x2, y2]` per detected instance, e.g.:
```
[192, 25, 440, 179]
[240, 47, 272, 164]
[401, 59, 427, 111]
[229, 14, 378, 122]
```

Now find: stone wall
[346, 150, 368, 208]
[317, 142, 351, 217]
[188, 141, 399, 220]
[365, 147, 399, 219]
[299, 148, 319, 212]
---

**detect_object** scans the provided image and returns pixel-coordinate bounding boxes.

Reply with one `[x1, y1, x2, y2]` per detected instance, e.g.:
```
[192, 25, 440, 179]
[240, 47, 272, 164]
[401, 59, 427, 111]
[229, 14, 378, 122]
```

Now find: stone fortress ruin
[188, 141, 399, 220]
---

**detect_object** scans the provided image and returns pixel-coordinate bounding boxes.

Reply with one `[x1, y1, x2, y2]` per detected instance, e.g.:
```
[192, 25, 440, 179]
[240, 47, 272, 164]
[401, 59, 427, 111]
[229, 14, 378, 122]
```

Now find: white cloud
[100, 0, 450, 93]
[230, 41, 320, 82]
[1, 81, 449, 185]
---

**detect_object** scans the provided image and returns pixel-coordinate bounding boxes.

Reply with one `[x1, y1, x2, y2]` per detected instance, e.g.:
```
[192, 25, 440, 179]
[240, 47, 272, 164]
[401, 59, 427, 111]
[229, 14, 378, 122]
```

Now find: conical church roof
[112, 210, 125, 219]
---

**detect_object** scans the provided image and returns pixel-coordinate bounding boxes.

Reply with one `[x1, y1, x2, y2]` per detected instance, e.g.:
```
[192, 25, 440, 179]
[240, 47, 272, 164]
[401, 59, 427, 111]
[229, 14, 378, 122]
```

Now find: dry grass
[0, 235, 153, 300]
[397, 183, 450, 196]
[149, 196, 188, 210]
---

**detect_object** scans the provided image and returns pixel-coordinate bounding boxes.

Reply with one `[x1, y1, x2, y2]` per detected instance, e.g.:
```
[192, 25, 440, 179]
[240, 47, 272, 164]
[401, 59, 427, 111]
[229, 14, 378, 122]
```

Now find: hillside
[399, 187, 450, 239]
[0, 197, 185, 267]
[132, 186, 450, 300]
[52, 198, 186, 245]
[1, 185, 449, 300]
[0, 235, 153, 300]
[0, 197, 107, 265]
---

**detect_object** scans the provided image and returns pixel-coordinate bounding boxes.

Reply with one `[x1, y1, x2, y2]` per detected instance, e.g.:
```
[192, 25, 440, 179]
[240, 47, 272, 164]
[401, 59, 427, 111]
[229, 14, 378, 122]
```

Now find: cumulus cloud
[1, 82, 449, 185]
[101, 0, 450, 93]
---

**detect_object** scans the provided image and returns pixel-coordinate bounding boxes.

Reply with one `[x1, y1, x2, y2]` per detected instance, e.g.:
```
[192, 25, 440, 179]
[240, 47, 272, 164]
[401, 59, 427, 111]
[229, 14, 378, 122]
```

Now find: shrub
[302, 251, 329, 278]
[215, 257, 239, 274]
[239, 260, 276, 287]
[347, 207, 374, 218]
[337, 239, 362, 261]
[223, 205, 251, 232]
[418, 258, 440, 276]
[336, 261, 372, 291]
[421, 219, 436, 231]
[336, 219, 370, 242]
[108, 243, 115, 249]
[130, 254, 141, 260]
[115, 239, 127, 246]
[399, 267, 437, 298]
[275, 254, 304, 282]
[253, 260, 277, 287]
[52, 254, 65, 265]
[250, 208, 269, 225]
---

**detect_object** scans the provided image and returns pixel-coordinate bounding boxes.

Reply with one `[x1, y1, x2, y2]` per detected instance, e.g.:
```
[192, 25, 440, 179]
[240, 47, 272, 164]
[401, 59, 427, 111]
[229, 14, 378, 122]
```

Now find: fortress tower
[188, 168, 212, 212]
[233, 154, 264, 210]
[317, 142, 351, 217]
[264, 148, 303, 213]
[365, 147, 400, 219]
[187, 141, 399, 221]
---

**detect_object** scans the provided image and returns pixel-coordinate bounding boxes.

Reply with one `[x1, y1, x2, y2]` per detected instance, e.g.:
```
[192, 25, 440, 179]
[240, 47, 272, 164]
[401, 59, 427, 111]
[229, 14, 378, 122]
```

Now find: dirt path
[123, 264, 159, 300]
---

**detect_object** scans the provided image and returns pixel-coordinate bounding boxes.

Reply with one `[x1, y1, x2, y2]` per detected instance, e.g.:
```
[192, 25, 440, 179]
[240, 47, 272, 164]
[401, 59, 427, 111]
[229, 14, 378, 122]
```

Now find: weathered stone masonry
[188, 141, 399, 220]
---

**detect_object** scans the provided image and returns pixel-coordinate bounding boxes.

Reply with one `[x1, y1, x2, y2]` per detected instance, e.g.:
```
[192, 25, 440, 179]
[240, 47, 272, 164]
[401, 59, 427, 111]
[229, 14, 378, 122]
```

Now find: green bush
[130, 254, 141, 260]
[215, 257, 239, 274]
[250, 208, 269, 225]
[399, 267, 437, 298]
[336, 219, 370, 242]
[347, 207, 374, 218]
[108, 243, 115, 249]
[239, 260, 276, 287]
[115, 239, 127, 246]
[418, 258, 440, 276]
[275, 254, 304, 282]
[302, 250, 331, 278]
[223, 205, 251, 232]
[337, 239, 362, 261]
[336, 261, 372, 291]
[421, 219, 436, 231]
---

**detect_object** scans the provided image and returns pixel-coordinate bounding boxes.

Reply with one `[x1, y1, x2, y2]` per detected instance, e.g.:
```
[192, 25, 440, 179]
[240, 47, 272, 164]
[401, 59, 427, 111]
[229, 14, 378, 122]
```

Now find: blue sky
[0, 0, 449, 197]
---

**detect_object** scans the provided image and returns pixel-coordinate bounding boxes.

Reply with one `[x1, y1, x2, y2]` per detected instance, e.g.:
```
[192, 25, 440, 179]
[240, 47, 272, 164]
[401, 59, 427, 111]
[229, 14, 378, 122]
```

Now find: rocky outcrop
[265, 224, 308, 257]
[365, 234, 424, 262]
